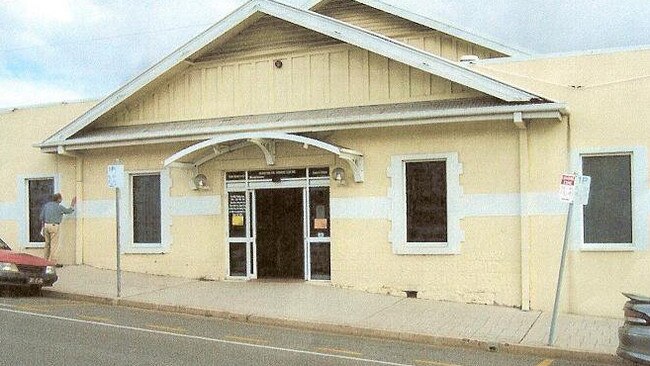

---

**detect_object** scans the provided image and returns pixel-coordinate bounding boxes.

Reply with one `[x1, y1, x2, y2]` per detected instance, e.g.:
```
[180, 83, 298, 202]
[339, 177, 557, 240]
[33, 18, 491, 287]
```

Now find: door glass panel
[229, 242, 247, 277]
[228, 192, 247, 238]
[310, 242, 330, 280]
[309, 187, 330, 238]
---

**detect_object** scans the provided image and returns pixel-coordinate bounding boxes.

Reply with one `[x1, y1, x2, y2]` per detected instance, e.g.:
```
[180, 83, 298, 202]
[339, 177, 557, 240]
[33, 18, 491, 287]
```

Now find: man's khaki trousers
[43, 223, 59, 261]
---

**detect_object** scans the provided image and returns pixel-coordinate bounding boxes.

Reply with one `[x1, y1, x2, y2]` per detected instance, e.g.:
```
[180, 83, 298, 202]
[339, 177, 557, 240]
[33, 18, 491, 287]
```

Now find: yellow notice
[232, 214, 244, 226]
[314, 218, 328, 229]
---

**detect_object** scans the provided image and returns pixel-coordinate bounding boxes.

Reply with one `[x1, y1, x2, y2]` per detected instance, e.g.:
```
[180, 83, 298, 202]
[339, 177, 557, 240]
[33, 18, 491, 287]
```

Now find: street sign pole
[548, 174, 590, 346]
[116, 187, 121, 298]
[107, 159, 124, 298]
[548, 201, 573, 345]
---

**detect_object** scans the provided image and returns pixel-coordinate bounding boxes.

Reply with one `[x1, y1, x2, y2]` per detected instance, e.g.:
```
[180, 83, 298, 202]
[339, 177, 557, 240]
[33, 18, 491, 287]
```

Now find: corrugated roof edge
[304, 0, 534, 56]
[476, 43, 650, 65]
[38, 99, 568, 151]
[0, 98, 98, 115]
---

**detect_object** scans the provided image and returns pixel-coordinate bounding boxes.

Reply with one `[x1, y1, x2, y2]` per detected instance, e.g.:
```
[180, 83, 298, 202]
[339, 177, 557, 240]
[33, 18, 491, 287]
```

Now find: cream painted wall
[477, 48, 650, 317]
[0, 101, 94, 263]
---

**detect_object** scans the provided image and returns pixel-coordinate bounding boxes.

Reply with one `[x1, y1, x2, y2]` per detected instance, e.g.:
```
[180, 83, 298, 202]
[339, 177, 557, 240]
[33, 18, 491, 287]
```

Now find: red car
[0, 236, 58, 295]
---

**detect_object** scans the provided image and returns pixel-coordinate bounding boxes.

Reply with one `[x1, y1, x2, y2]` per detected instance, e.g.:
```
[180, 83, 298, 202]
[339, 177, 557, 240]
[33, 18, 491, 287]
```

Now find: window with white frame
[576, 147, 647, 251]
[390, 153, 462, 255]
[131, 174, 161, 244]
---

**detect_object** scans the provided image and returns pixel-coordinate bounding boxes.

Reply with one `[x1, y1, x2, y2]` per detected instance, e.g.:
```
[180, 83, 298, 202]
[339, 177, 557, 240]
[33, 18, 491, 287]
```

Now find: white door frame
[225, 168, 329, 281]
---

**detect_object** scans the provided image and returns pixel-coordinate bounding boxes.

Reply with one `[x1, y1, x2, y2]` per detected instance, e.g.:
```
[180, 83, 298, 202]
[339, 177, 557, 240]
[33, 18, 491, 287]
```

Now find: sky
[0, 0, 649, 109]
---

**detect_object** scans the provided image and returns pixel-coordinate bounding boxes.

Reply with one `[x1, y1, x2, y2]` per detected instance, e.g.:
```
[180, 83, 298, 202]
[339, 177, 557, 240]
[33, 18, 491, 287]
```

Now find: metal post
[116, 187, 121, 298]
[548, 202, 573, 345]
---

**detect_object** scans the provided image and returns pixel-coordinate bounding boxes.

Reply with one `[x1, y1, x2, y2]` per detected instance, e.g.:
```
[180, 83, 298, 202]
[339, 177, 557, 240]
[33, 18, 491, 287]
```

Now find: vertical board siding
[99, 45, 482, 128]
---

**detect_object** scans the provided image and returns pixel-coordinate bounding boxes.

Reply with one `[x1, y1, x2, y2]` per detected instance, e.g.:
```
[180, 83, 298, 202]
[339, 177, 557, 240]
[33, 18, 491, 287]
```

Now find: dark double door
[255, 188, 304, 279]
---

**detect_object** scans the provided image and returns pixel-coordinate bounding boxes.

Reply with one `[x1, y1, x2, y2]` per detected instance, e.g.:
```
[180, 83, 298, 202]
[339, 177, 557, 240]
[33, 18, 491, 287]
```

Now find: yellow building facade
[1, 0, 647, 318]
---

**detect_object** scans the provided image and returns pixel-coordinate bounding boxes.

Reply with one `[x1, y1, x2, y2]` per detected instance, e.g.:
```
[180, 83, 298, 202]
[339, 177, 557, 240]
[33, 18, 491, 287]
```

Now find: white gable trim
[41, 0, 542, 149]
[305, 0, 533, 56]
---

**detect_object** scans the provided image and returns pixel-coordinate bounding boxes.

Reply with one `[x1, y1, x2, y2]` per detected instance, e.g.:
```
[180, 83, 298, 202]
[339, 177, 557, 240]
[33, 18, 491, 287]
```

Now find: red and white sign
[559, 174, 577, 202]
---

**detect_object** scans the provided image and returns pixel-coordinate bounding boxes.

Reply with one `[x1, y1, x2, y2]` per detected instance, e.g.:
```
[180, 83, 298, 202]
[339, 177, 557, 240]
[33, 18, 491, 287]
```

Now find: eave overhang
[38, 99, 567, 153]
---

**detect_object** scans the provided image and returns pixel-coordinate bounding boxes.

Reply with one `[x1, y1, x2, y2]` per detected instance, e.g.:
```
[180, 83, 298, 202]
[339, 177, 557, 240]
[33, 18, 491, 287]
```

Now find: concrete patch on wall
[169, 195, 221, 216]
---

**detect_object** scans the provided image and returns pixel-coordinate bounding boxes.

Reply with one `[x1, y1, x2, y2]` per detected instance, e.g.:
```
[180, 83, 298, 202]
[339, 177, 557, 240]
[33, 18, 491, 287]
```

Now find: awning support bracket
[249, 138, 276, 166]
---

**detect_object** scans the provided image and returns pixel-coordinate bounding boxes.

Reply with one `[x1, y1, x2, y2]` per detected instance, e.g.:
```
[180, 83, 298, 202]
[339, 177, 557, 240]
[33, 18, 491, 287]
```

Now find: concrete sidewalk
[45, 265, 622, 362]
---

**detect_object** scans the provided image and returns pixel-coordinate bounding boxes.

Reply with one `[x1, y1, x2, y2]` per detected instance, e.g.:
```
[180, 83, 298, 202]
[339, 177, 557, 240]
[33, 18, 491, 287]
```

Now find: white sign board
[559, 174, 577, 203]
[574, 175, 591, 206]
[559, 173, 591, 205]
[107, 164, 125, 189]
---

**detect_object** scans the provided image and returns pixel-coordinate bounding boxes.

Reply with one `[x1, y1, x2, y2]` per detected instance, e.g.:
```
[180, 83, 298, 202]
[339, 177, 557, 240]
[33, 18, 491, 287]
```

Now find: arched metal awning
[163, 131, 364, 182]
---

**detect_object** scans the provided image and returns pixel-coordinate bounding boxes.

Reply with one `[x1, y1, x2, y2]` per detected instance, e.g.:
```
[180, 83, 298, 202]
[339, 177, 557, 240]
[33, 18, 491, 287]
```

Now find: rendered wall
[0, 101, 94, 263]
[477, 48, 650, 317]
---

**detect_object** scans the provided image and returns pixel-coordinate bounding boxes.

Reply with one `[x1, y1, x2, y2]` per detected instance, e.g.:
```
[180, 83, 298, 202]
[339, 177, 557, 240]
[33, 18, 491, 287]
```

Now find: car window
[0, 237, 10, 250]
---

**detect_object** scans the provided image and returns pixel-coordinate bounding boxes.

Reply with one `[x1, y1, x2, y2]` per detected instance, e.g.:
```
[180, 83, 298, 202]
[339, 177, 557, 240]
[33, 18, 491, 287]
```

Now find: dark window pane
[583, 155, 632, 243]
[228, 192, 247, 238]
[406, 161, 447, 242]
[309, 187, 330, 238]
[310, 242, 330, 280]
[229, 242, 247, 277]
[132, 174, 161, 244]
[28, 179, 54, 242]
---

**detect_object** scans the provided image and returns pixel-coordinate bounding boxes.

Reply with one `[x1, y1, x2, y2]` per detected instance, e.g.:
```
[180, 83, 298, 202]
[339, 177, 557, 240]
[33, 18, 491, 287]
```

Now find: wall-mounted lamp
[332, 167, 346, 185]
[192, 173, 210, 190]
[274, 59, 283, 69]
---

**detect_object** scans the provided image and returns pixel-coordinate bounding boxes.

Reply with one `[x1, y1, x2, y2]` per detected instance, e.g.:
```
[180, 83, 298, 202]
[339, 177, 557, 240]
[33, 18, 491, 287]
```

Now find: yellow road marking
[224, 335, 269, 344]
[535, 360, 554, 366]
[15, 306, 50, 313]
[414, 360, 460, 366]
[316, 347, 363, 356]
[78, 315, 113, 323]
[146, 324, 187, 333]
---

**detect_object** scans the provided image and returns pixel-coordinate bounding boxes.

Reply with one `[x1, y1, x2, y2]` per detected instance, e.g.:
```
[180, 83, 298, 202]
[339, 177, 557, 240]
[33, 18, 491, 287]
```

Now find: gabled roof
[40, 0, 545, 149]
[305, 0, 533, 56]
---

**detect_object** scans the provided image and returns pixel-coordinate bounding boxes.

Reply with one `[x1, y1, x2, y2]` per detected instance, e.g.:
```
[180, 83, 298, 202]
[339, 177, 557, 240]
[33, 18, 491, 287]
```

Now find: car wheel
[27, 286, 42, 297]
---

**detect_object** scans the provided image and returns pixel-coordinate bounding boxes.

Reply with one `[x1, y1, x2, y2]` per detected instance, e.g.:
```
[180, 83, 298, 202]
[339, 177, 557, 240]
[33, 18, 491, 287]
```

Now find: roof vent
[459, 55, 480, 64]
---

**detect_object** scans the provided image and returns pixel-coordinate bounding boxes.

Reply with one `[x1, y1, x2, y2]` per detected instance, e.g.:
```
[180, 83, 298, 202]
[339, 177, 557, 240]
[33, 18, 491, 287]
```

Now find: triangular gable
[40, 0, 542, 149]
[307, 0, 533, 57]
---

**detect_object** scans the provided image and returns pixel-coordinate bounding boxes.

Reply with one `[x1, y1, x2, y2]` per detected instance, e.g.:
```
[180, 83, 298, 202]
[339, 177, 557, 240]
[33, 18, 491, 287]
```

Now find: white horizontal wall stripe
[331, 192, 569, 220]
[462, 194, 519, 217]
[524, 193, 569, 216]
[80, 196, 222, 219]
[169, 196, 221, 216]
[331, 197, 390, 219]
[80, 200, 114, 218]
[0, 202, 19, 221]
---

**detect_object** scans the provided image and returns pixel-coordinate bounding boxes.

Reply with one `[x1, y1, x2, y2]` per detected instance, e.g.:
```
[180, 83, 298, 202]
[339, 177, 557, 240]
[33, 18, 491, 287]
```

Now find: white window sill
[24, 243, 45, 249]
[580, 244, 637, 252]
[123, 244, 169, 255]
[394, 243, 460, 255]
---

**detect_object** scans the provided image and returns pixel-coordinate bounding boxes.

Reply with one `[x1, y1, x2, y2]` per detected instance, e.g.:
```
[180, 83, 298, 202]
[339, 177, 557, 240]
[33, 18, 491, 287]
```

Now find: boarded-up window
[28, 178, 54, 242]
[582, 155, 632, 244]
[406, 161, 447, 243]
[132, 174, 161, 244]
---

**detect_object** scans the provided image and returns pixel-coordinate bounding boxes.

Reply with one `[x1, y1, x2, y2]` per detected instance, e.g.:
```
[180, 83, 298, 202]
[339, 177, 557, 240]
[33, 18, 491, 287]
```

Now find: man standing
[40, 193, 76, 262]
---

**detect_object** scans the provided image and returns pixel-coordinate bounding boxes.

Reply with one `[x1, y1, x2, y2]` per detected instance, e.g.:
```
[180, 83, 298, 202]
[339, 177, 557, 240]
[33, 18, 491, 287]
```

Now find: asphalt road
[0, 296, 625, 366]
